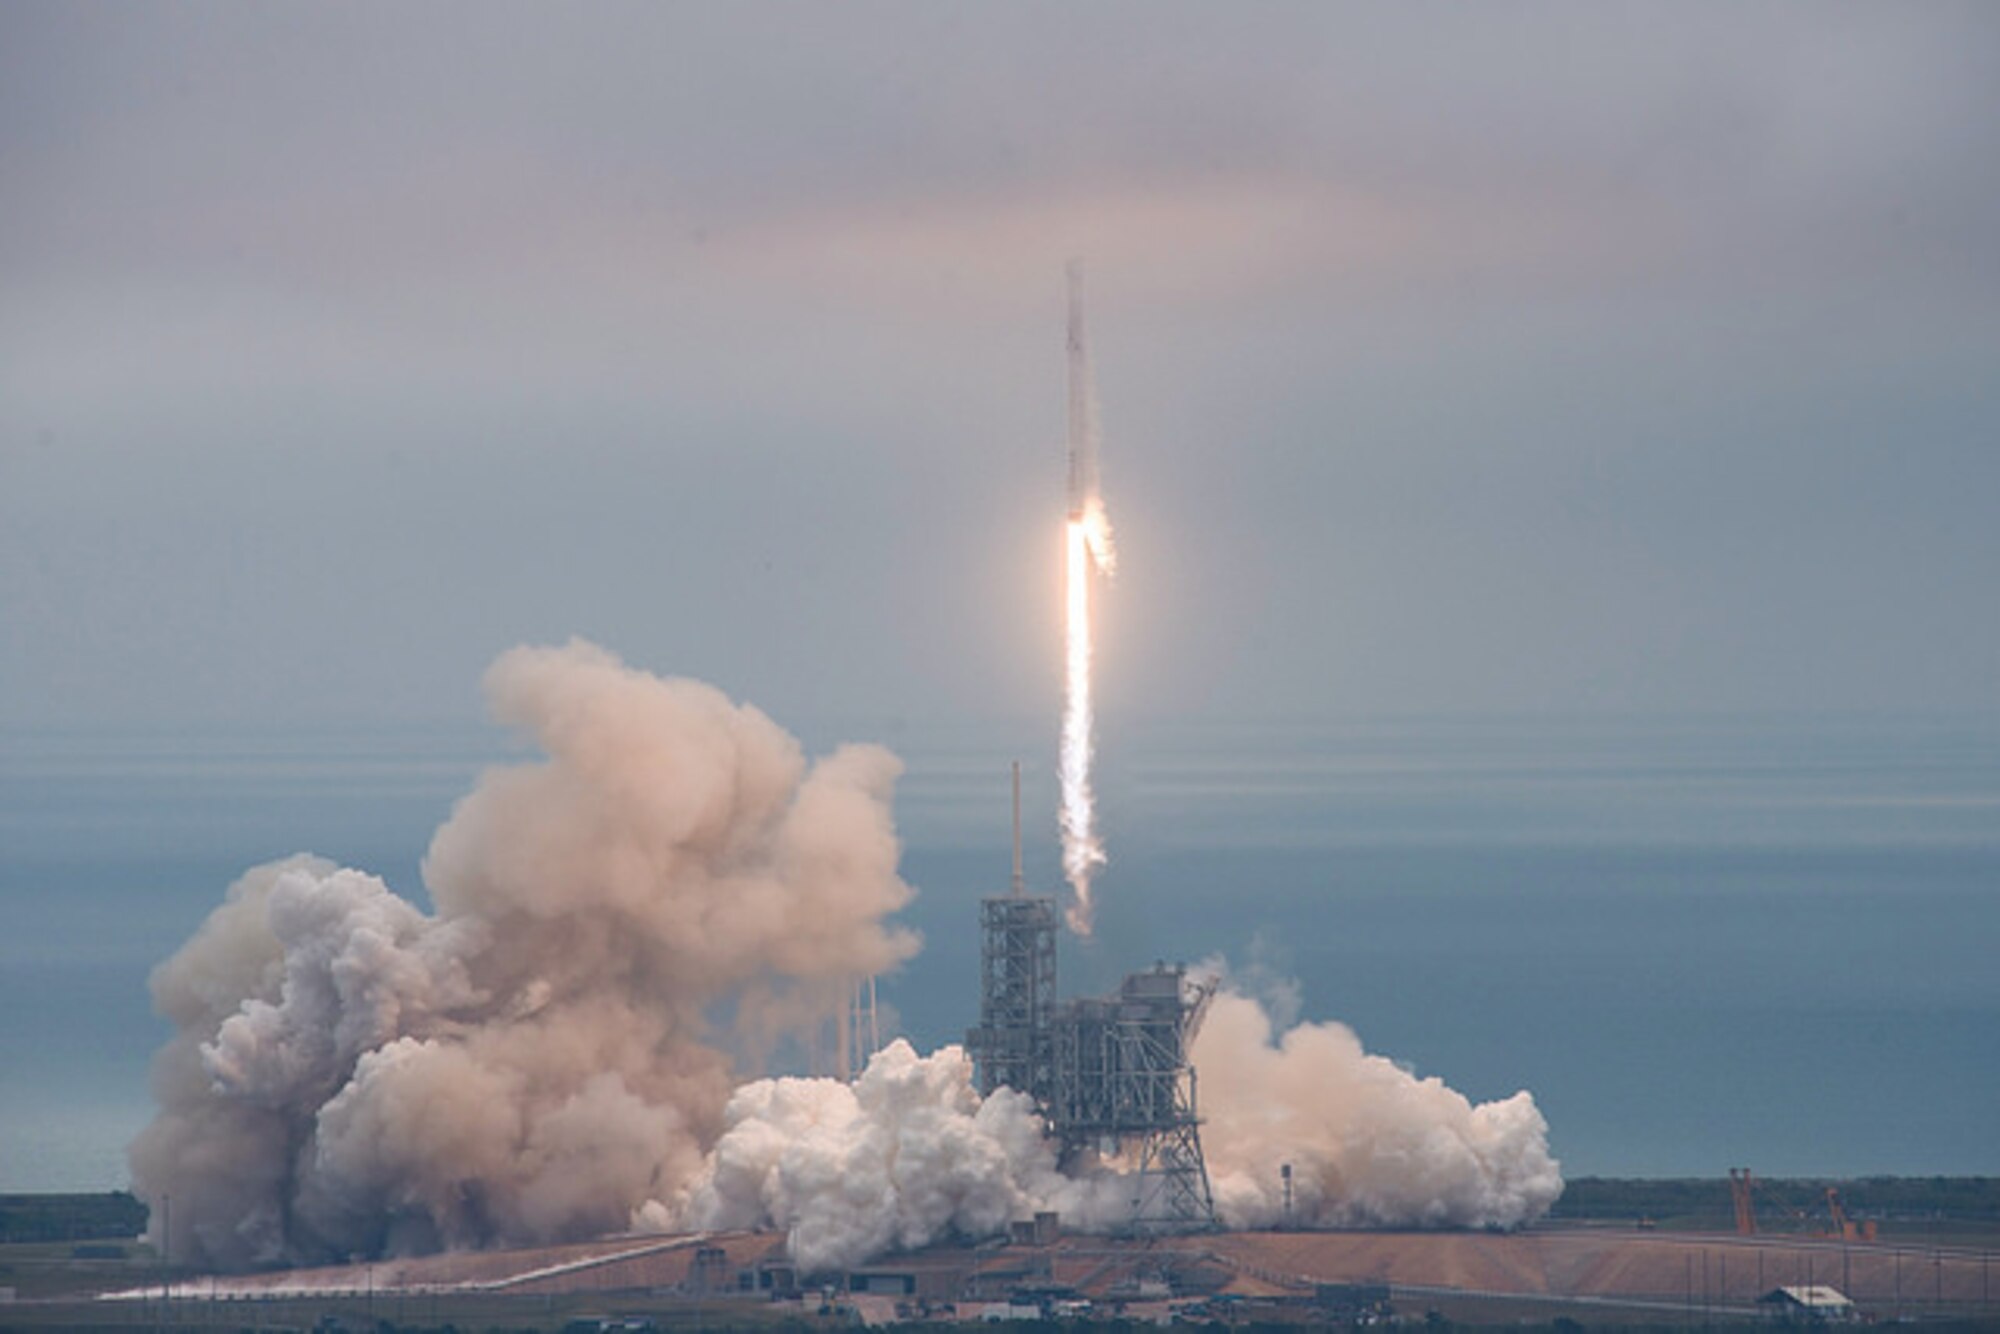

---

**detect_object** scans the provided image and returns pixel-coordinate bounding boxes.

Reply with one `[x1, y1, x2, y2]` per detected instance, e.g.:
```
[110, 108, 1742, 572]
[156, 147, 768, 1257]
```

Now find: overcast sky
[4, 2, 1997, 732]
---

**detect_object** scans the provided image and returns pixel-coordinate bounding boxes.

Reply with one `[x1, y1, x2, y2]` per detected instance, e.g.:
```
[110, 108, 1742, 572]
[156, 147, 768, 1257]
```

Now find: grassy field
[0, 1239, 162, 1302]
[1545, 1176, 2000, 1243]
[0, 1195, 146, 1246]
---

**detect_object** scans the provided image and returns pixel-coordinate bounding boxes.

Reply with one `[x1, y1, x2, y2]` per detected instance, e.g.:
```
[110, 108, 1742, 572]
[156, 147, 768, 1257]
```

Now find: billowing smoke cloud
[132, 641, 916, 1268]
[674, 991, 1558, 1270]
[134, 641, 1558, 1274]
[667, 1041, 1138, 1272]
[1194, 991, 1562, 1230]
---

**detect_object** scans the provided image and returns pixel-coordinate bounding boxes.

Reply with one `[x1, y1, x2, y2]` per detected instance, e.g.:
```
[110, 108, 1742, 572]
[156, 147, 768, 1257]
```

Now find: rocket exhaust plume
[129, 643, 1559, 1273]
[129, 641, 920, 1270]
[1060, 262, 1114, 934]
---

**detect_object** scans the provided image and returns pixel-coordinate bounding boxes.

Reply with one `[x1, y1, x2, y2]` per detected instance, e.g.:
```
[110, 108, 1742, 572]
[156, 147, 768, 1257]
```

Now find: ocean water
[2, 713, 1996, 1191]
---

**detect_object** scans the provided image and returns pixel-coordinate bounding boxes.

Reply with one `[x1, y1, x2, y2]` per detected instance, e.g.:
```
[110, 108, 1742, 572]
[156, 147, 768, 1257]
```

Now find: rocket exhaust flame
[1061, 509, 1110, 933]
[1060, 265, 1112, 934]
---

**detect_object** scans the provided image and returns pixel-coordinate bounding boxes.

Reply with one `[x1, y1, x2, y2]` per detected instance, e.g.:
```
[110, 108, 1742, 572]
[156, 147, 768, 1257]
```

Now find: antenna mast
[1011, 760, 1025, 897]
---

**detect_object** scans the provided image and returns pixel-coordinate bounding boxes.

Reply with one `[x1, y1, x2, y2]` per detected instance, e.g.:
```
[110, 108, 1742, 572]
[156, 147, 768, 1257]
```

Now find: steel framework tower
[1051, 965, 1218, 1233]
[966, 765, 1058, 1104]
[966, 768, 1217, 1234]
[966, 896, 1058, 1102]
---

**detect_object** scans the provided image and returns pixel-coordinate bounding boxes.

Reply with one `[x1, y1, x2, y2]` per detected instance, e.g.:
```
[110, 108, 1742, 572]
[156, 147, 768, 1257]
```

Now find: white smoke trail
[1059, 519, 1101, 931]
[1060, 499, 1115, 934]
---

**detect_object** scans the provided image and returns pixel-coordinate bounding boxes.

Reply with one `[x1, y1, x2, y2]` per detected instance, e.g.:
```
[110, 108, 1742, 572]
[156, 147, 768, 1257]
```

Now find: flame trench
[1061, 502, 1115, 934]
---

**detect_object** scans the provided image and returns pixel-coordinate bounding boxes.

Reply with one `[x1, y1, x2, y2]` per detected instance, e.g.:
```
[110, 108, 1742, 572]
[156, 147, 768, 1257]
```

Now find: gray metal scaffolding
[965, 763, 1057, 1104]
[1051, 966, 1218, 1233]
[964, 766, 1217, 1234]
[965, 918, 1218, 1233]
[966, 894, 1059, 1104]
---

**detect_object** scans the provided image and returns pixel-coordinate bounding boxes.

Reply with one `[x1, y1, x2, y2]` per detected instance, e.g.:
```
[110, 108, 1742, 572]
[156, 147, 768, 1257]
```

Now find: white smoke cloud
[133, 640, 1558, 1274]
[199, 867, 485, 1108]
[671, 1041, 1085, 1271]
[661, 990, 1559, 1270]
[1195, 990, 1563, 1231]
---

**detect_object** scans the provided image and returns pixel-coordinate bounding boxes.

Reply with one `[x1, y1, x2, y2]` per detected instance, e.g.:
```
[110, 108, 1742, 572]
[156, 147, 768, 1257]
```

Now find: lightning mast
[966, 764, 1059, 1104]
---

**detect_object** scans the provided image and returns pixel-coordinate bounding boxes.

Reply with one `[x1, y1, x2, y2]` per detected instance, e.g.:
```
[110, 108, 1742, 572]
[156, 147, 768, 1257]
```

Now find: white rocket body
[1065, 263, 1098, 522]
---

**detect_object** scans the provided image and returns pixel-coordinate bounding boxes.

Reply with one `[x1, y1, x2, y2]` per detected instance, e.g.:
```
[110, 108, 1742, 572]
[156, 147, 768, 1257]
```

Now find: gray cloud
[3, 2, 1996, 725]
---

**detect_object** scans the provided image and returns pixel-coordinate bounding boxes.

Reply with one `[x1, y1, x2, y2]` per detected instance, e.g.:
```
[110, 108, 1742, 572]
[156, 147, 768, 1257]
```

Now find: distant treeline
[0, 1192, 148, 1244]
[6, 1181, 1999, 1246]
[1551, 1177, 2000, 1225]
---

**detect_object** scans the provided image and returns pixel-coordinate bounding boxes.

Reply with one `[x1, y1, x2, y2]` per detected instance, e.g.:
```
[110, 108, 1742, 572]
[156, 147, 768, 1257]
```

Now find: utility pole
[159, 1191, 170, 1332]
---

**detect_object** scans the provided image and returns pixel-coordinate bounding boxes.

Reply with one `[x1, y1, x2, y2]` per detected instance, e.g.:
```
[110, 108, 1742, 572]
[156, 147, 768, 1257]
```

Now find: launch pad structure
[965, 767, 1219, 1235]
[969, 894, 1059, 1108]
[966, 273, 1214, 1234]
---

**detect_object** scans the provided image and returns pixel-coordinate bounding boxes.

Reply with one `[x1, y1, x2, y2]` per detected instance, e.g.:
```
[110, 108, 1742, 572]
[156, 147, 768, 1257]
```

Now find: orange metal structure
[1824, 1187, 1879, 1242]
[1729, 1167, 1758, 1236]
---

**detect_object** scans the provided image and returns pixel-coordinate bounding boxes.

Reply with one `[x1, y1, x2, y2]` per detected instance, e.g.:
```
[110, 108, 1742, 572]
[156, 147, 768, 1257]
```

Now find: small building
[1316, 1282, 1393, 1319]
[740, 1256, 799, 1297]
[1006, 1213, 1062, 1246]
[848, 1270, 918, 1297]
[1758, 1285, 1856, 1323]
[979, 1301, 1042, 1322]
[685, 1245, 732, 1296]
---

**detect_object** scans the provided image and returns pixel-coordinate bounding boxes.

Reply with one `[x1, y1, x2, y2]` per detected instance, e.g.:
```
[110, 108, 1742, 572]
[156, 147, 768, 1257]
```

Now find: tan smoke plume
[130, 641, 917, 1268]
[132, 641, 1559, 1274]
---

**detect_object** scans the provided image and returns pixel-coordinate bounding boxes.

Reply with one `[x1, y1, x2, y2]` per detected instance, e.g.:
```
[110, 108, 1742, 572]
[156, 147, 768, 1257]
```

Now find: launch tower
[1051, 965, 1217, 1233]
[965, 769, 1218, 1234]
[966, 765, 1059, 1105]
[967, 896, 1059, 1104]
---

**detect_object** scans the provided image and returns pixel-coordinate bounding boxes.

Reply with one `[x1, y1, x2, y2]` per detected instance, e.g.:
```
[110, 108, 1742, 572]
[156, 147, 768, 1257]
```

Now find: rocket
[1065, 261, 1098, 522]
[1057, 261, 1114, 933]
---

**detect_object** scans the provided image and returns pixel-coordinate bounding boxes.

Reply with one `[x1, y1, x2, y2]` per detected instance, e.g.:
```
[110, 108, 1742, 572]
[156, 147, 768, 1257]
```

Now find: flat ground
[7, 1223, 1997, 1329]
